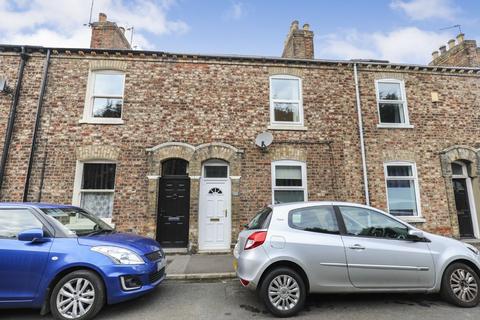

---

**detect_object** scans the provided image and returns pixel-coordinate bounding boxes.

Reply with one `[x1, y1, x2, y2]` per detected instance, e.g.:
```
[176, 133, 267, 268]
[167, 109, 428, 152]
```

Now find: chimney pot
[432, 51, 439, 59]
[456, 33, 465, 43]
[439, 45, 447, 54]
[448, 39, 455, 49]
[99, 13, 107, 22]
[303, 23, 310, 31]
[291, 20, 299, 31]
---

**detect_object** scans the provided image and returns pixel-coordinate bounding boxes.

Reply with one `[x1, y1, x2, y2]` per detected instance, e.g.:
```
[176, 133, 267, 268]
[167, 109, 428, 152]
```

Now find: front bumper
[103, 257, 167, 304]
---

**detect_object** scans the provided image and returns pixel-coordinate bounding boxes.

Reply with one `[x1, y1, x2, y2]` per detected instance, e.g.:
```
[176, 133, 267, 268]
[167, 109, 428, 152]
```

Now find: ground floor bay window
[73, 161, 116, 223]
[271, 160, 307, 204]
[384, 162, 421, 217]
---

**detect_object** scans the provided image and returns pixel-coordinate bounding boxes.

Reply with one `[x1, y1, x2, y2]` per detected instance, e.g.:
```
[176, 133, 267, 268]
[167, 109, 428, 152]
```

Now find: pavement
[165, 253, 236, 280]
[4, 279, 480, 320]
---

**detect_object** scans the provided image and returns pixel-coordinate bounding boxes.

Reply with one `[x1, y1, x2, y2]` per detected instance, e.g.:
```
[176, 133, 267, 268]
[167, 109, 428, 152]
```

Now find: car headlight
[464, 243, 479, 255]
[91, 246, 145, 265]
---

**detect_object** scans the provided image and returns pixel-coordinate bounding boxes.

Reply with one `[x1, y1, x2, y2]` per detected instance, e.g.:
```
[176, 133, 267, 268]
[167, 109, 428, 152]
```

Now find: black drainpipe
[23, 49, 51, 202]
[0, 46, 29, 198]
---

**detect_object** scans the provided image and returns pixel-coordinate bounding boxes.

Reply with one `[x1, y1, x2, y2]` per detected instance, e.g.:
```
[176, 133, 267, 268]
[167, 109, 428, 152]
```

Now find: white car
[234, 202, 480, 317]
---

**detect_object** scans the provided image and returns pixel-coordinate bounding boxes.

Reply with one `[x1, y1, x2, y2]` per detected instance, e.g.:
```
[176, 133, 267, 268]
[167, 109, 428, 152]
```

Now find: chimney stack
[429, 33, 479, 67]
[282, 20, 314, 59]
[90, 13, 131, 50]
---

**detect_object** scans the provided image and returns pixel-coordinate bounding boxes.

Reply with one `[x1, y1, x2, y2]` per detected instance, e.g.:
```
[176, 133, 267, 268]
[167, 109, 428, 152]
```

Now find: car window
[289, 206, 339, 234]
[42, 208, 113, 237]
[338, 206, 409, 240]
[246, 207, 272, 230]
[0, 209, 43, 239]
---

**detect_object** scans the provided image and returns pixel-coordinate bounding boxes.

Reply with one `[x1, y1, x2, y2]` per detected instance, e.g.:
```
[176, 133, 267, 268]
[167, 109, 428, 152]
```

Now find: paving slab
[166, 254, 235, 280]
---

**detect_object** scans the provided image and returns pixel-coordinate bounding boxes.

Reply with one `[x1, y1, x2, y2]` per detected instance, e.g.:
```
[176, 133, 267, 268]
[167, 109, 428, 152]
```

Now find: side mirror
[18, 228, 45, 242]
[408, 229, 426, 241]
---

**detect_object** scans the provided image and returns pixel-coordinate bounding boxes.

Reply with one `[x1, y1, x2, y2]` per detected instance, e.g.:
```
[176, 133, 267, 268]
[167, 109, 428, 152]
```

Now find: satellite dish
[255, 132, 273, 151]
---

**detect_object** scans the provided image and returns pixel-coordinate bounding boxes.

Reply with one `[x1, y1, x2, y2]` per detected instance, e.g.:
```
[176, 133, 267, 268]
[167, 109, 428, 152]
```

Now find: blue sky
[0, 0, 479, 64]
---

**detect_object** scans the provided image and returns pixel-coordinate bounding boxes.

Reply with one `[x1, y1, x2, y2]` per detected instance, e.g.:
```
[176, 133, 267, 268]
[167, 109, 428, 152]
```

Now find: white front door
[199, 161, 231, 251]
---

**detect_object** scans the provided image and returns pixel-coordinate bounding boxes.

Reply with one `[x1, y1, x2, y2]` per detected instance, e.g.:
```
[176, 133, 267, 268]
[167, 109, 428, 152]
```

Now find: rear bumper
[236, 247, 270, 290]
[103, 258, 167, 304]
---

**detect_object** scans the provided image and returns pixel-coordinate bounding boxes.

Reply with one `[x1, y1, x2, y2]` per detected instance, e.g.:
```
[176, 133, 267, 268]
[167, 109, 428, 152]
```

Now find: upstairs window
[269, 75, 304, 126]
[375, 79, 410, 126]
[384, 162, 421, 217]
[271, 160, 307, 204]
[83, 70, 125, 124]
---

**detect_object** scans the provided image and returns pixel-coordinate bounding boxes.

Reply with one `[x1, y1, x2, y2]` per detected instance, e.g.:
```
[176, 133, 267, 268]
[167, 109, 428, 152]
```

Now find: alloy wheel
[450, 268, 478, 302]
[56, 277, 96, 319]
[268, 274, 300, 311]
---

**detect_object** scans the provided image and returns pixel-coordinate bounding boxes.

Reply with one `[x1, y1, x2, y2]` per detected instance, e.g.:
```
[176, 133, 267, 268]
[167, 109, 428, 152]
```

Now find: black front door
[452, 178, 475, 238]
[157, 177, 190, 247]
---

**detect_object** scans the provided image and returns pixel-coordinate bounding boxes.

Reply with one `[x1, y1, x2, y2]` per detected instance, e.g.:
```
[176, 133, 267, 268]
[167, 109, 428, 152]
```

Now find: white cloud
[224, 1, 245, 21]
[318, 27, 452, 64]
[0, 0, 189, 49]
[390, 0, 458, 20]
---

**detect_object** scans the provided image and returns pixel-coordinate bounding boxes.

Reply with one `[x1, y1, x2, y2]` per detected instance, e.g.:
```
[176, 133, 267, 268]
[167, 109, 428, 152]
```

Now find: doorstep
[165, 253, 236, 280]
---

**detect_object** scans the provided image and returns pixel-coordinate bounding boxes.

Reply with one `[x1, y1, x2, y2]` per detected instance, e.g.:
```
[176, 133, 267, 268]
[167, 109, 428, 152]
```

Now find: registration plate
[157, 259, 165, 272]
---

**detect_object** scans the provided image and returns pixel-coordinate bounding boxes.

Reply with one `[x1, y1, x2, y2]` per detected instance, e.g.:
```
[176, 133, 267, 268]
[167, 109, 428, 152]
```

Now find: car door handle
[349, 244, 366, 250]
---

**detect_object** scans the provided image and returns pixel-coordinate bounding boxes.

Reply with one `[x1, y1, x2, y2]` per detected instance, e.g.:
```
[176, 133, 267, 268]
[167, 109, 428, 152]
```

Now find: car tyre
[441, 262, 480, 307]
[50, 270, 105, 320]
[260, 267, 306, 317]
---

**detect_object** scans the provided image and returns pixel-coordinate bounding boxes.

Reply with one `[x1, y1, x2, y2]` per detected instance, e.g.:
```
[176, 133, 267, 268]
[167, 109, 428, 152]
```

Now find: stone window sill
[79, 118, 125, 125]
[397, 216, 426, 223]
[268, 124, 308, 131]
[377, 123, 414, 129]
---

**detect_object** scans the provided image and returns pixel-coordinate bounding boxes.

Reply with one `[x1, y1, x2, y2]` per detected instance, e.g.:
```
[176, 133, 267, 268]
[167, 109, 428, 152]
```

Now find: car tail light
[244, 231, 267, 250]
[240, 279, 250, 286]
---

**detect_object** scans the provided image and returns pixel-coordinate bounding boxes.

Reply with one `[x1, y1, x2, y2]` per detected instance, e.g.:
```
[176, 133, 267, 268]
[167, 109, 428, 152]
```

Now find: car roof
[0, 202, 78, 209]
[269, 201, 379, 211]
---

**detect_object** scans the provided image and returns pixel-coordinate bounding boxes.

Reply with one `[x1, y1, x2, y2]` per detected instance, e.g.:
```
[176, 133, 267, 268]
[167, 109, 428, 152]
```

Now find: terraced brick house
[0, 14, 479, 251]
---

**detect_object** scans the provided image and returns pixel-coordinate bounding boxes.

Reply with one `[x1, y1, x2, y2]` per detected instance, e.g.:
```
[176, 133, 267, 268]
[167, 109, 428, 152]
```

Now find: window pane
[379, 103, 405, 123]
[451, 163, 464, 175]
[92, 98, 122, 118]
[80, 192, 114, 218]
[94, 73, 124, 96]
[0, 209, 43, 238]
[339, 206, 409, 239]
[387, 165, 413, 177]
[247, 207, 272, 230]
[162, 159, 188, 176]
[275, 166, 302, 186]
[274, 190, 304, 204]
[271, 78, 299, 100]
[378, 82, 402, 100]
[387, 179, 417, 216]
[274, 102, 299, 122]
[82, 163, 116, 190]
[204, 166, 228, 178]
[289, 206, 339, 234]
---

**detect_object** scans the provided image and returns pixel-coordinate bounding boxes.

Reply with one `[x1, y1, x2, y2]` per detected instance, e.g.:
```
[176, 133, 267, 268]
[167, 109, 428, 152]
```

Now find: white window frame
[268, 75, 306, 130]
[375, 79, 412, 128]
[451, 161, 480, 238]
[81, 70, 125, 125]
[271, 160, 308, 204]
[72, 160, 116, 225]
[383, 161, 423, 222]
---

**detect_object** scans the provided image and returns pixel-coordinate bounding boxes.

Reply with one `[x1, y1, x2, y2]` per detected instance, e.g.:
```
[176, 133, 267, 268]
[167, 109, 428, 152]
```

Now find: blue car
[0, 203, 166, 320]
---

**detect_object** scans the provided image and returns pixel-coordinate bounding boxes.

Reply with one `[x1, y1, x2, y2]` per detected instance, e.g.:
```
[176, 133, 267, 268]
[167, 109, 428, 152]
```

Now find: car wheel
[50, 270, 105, 320]
[441, 262, 480, 307]
[260, 267, 306, 317]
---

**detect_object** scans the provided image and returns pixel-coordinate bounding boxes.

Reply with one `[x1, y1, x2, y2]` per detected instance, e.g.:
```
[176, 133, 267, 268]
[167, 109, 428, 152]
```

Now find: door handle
[224, 209, 228, 217]
[349, 244, 366, 250]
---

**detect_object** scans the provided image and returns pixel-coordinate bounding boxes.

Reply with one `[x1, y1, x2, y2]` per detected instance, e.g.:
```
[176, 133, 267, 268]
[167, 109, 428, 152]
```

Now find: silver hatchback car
[234, 202, 480, 317]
